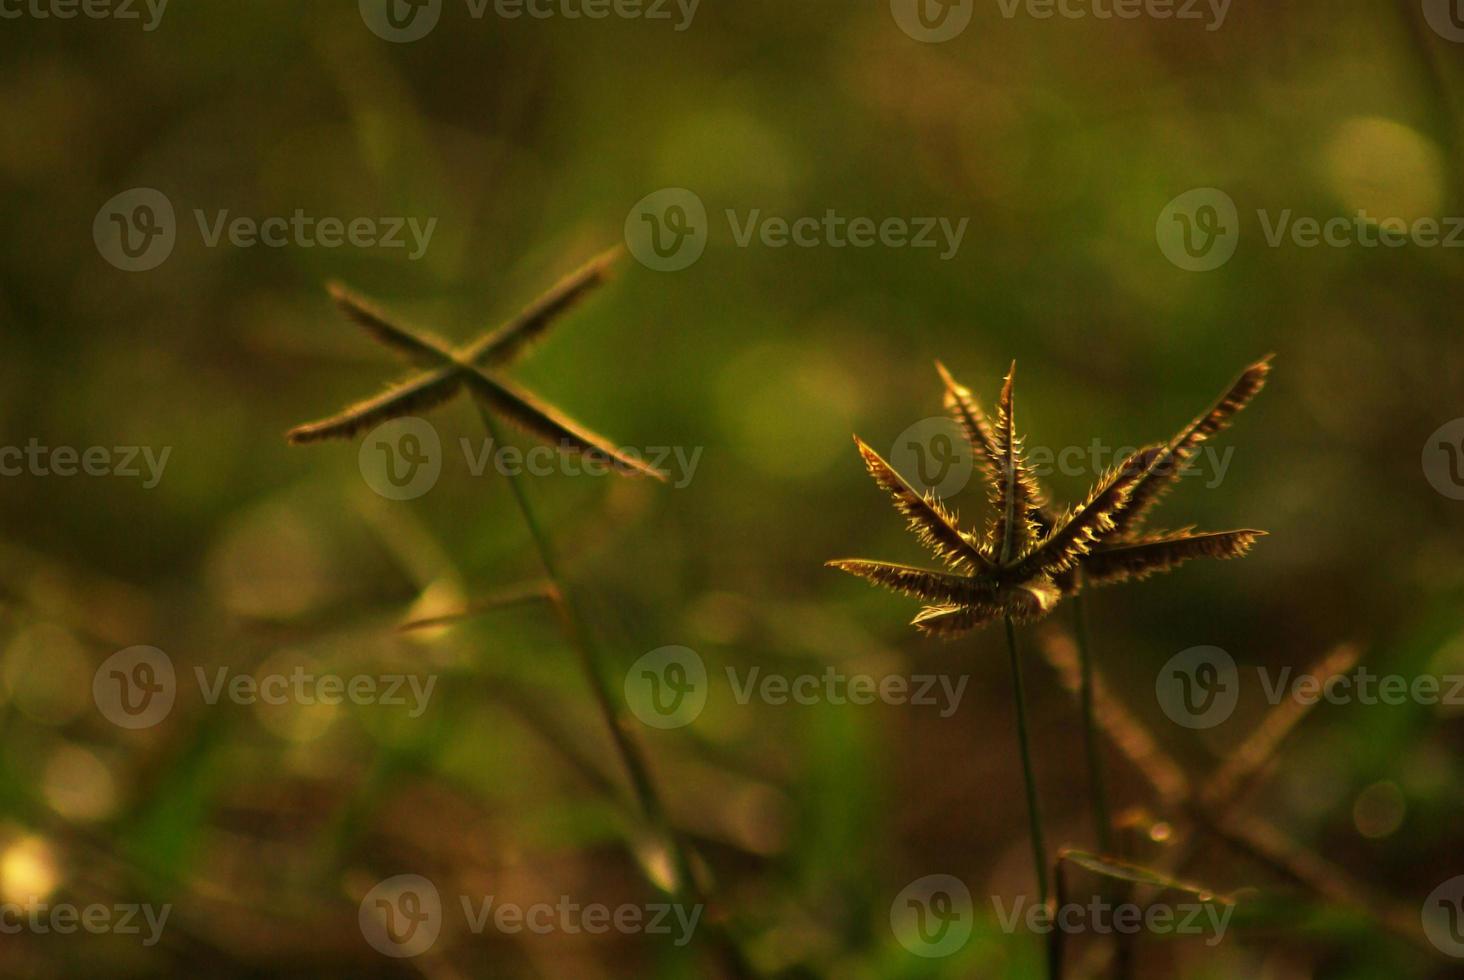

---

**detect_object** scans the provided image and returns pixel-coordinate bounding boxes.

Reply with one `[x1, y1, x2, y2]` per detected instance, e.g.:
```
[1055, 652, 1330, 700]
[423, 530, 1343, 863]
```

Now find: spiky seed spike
[936, 361, 1001, 491]
[462, 371, 668, 480]
[286, 368, 462, 444]
[326, 283, 456, 369]
[851, 436, 994, 573]
[828, 355, 1270, 636]
[1112, 355, 1272, 537]
[939, 362, 1056, 527]
[908, 576, 1059, 637]
[826, 559, 1000, 605]
[1013, 445, 1162, 578]
[989, 362, 1044, 563]
[1002, 578, 1063, 622]
[912, 603, 1000, 638]
[292, 250, 667, 482]
[1079, 529, 1265, 588]
[464, 245, 624, 367]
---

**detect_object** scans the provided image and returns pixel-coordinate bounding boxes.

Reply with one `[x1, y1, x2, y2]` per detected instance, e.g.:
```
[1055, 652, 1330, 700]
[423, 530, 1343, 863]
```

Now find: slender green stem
[1073, 578, 1113, 856]
[473, 406, 751, 977]
[1003, 616, 1051, 924]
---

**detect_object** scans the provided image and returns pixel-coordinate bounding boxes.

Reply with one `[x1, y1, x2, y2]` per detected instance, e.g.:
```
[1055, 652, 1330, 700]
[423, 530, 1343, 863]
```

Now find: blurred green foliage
[2, 1, 1464, 976]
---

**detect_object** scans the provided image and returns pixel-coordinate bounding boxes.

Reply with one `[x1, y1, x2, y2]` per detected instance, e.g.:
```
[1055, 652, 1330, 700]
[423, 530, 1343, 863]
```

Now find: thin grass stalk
[1072, 574, 1112, 856]
[472, 405, 752, 978]
[1072, 575, 1125, 978]
[1003, 615, 1053, 978]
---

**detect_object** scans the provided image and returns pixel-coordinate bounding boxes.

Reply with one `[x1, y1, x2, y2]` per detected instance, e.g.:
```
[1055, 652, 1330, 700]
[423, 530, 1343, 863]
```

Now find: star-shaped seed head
[828, 357, 1271, 637]
[286, 246, 667, 481]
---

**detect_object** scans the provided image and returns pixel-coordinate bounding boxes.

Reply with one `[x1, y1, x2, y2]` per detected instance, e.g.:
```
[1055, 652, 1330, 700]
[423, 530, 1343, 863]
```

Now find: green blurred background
[2, 0, 1464, 976]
